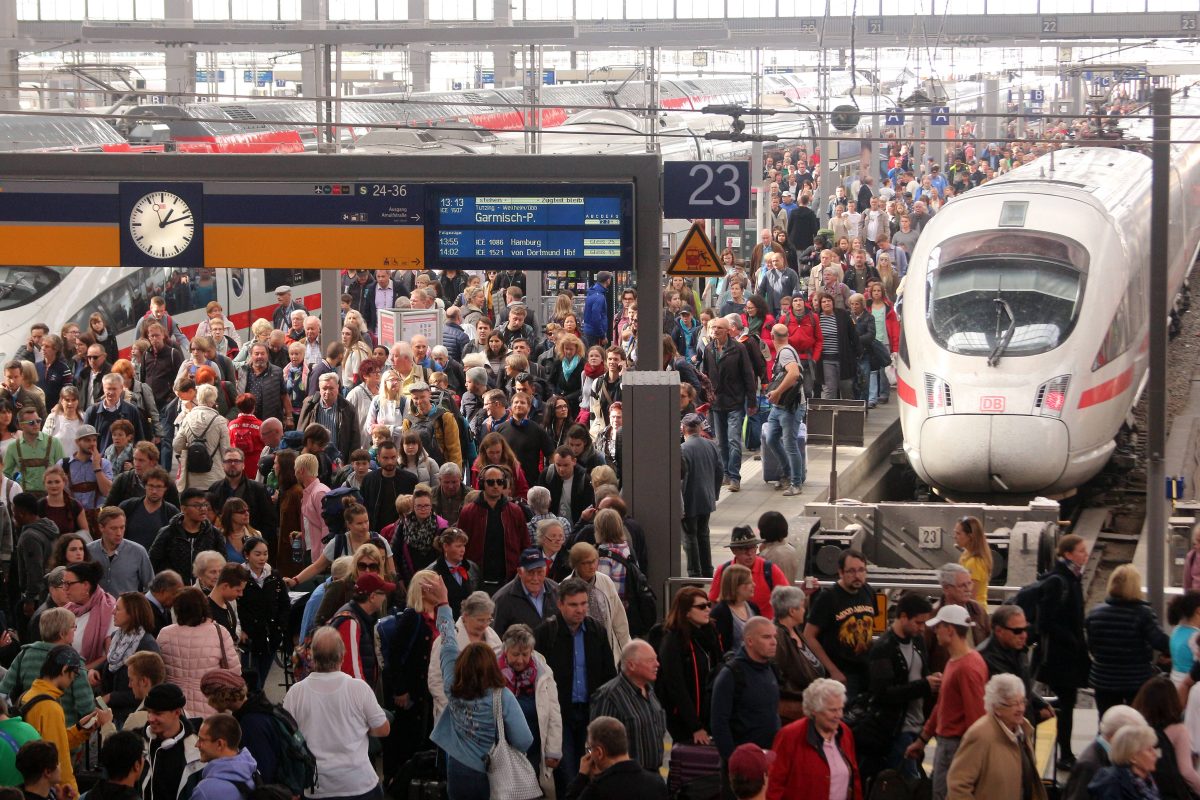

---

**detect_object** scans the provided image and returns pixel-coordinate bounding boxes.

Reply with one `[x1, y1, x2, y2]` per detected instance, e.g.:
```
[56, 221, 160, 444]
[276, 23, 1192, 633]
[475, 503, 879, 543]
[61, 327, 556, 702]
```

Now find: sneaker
[728, 480, 741, 492]
[868, 401, 877, 409]
[879, 396, 890, 404]
[773, 480, 787, 490]
[783, 485, 802, 496]
[1056, 754, 1077, 771]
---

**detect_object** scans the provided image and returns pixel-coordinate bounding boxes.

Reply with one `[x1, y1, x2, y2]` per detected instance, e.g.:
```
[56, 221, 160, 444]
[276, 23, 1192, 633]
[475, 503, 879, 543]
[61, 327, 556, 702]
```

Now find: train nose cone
[920, 415, 1069, 494]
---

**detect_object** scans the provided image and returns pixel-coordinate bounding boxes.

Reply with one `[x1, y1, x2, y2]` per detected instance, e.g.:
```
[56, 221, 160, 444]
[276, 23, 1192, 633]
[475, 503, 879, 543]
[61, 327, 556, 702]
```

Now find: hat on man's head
[519, 547, 547, 571]
[928, 604, 976, 628]
[354, 571, 397, 596]
[727, 744, 775, 782]
[74, 424, 98, 440]
[409, 381, 430, 393]
[46, 645, 83, 672]
[781, 190, 793, 198]
[274, 285, 292, 295]
[200, 669, 246, 696]
[144, 683, 187, 712]
[728, 525, 764, 549]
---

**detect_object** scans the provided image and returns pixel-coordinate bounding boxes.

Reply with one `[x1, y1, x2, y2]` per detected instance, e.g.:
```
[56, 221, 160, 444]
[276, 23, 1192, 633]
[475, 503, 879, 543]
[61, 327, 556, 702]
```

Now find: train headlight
[1035, 375, 1071, 418]
[923, 373, 953, 416]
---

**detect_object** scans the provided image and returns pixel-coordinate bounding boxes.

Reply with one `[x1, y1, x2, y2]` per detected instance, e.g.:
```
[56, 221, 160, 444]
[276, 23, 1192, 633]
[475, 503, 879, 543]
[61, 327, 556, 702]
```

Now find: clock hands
[161, 213, 192, 227]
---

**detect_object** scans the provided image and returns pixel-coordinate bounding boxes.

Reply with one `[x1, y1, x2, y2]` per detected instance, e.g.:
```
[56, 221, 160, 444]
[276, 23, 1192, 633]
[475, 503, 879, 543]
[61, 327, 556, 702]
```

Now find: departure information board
[427, 183, 634, 270]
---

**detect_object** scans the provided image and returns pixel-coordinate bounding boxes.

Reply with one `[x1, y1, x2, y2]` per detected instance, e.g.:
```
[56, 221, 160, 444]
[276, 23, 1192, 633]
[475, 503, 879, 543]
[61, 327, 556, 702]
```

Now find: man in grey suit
[680, 413, 723, 579]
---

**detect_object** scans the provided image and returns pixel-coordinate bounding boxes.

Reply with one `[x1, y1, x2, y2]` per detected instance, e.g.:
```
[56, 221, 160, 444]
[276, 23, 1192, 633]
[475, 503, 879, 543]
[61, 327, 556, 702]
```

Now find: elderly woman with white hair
[500, 623, 562, 798]
[428, 589, 503, 721]
[172, 381, 230, 490]
[528, 501, 571, 580]
[766, 677, 862, 800]
[946, 673, 1045, 800]
[568, 541, 631, 663]
[1064, 705, 1147, 800]
[771, 585, 824, 724]
[1088, 723, 1164, 800]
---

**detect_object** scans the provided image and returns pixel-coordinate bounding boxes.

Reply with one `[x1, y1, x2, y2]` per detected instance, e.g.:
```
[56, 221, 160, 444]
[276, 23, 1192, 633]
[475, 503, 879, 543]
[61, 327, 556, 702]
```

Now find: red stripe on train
[1077, 367, 1133, 409]
[897, 376, 917, 406]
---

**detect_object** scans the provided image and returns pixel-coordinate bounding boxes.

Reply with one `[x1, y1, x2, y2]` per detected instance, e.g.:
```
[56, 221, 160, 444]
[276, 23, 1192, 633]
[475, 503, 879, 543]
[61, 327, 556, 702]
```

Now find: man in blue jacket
[583, 272, 613, 348]
[710, 616, 780, 792]
[190, 714, 258, 800]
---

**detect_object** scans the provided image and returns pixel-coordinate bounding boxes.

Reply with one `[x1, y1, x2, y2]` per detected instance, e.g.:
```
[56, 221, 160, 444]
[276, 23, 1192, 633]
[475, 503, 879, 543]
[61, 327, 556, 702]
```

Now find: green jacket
[0, 641, 95, 725]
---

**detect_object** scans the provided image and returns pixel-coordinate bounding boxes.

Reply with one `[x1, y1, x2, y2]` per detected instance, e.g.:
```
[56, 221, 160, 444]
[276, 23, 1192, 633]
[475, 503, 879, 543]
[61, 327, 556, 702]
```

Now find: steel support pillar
[623, 371, 682, 607]
[1147, 87, 1171, 618]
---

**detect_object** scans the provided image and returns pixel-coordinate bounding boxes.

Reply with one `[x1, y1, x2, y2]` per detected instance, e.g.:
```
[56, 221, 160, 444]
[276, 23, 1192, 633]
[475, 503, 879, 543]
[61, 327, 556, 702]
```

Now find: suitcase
[759, 420, 807, 485]
[667, 743, 723, 796]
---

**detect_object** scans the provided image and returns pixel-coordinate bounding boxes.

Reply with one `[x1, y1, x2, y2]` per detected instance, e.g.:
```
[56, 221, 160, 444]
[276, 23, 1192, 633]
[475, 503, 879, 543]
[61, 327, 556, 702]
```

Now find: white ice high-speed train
[897, 96, 1200, 497]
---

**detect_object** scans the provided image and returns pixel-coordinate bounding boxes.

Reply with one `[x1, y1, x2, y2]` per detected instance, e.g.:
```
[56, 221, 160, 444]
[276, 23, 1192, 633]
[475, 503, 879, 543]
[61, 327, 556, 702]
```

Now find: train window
[71, 266, 217, 338]
[0, 267, 71, 311]
[927, 232, 1085, 359]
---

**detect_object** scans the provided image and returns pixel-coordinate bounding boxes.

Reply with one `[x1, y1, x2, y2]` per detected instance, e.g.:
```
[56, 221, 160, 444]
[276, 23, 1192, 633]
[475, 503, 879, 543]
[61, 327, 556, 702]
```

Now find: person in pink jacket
[156, 586, 241, 718]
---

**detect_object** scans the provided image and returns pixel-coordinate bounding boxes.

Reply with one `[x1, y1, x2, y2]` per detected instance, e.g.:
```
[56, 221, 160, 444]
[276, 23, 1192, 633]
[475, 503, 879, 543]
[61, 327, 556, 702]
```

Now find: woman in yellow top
[954, 516, 993, 607]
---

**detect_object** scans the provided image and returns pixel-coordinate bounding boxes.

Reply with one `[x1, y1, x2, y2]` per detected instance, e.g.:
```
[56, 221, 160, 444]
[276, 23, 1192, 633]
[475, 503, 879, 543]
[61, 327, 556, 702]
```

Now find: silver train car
[896, 98, 1200, 496]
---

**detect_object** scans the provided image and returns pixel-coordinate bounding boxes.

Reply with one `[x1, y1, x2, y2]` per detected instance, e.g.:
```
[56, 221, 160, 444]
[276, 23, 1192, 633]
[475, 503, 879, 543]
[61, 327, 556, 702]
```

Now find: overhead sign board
[666, 222, 725, 278]
[0, 179, 635, 271]
[884, 109, 905, 126]
[663, 161, 751, 220]
[930, 106, 951, 126]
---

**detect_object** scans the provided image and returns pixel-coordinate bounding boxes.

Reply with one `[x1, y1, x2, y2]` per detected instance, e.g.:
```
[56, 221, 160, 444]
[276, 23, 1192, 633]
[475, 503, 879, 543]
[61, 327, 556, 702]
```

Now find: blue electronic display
[425, 183, 633, 269]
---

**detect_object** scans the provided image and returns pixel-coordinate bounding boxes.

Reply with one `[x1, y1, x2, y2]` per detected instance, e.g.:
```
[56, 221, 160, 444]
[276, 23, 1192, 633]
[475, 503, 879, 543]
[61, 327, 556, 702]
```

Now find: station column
[408, 0, 432, 92]
[0, 2, 16, 112]
[492, 0, 517, 87]
[983, 77, 1001, 143]
[164, 0, 196, 100]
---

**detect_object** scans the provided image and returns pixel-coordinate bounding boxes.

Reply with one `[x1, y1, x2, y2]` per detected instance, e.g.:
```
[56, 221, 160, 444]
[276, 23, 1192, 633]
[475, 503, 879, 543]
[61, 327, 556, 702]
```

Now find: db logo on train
[980, 396, 1006, 413]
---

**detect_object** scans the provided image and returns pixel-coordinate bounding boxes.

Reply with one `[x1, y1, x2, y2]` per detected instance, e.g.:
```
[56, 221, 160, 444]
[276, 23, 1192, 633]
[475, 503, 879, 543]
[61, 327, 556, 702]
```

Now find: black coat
[857, 627, 932, 754]
[1086, 596, 1170, 693]
[535, 613, 616, 709]
[786, 205, 820, 252]
[238, 568, 290, 658]
[493, 576, 559, 637]
[547, 359, 585, 416]
[565, 759, 667, 800]
[710, 601, 759, 655]
[700, 338, 757, 412]
[381, 607, 435, 702]
[819, 309, 860, 377]
[540, 463, 595, 524]
[1037, 559, 1091, 687]
[656, 624, 723, 743]
[147, 515, 225, 583]
[428, 557, 478, 619]
[207, 477, 277, 542]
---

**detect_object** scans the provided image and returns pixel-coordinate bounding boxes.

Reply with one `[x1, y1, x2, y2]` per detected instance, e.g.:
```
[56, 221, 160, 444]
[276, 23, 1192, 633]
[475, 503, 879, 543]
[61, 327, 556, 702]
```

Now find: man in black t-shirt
[119, 467, 179, 550]
[803, 548, 877, 701]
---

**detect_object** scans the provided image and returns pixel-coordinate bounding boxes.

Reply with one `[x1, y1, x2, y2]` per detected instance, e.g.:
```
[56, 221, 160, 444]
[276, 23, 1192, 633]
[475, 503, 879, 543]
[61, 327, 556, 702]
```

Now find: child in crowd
[104, 419, 135, 473]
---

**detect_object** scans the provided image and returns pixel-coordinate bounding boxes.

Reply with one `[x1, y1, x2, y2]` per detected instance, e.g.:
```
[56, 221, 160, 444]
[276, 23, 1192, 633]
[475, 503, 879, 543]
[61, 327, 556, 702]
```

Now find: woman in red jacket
[865, 282, 900, 405]
[767, 677, 863, 800]
[777, 295, 823, 399]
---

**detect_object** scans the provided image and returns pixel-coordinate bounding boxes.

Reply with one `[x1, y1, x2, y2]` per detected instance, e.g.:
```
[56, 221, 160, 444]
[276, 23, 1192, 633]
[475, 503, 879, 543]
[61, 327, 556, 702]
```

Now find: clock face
[128, 191, 195, 259]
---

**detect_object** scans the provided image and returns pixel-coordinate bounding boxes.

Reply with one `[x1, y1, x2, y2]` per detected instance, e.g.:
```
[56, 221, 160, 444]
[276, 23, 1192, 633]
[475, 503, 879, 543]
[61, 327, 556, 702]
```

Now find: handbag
[484, 688, 542, 800]
[765, 345, 802, 410]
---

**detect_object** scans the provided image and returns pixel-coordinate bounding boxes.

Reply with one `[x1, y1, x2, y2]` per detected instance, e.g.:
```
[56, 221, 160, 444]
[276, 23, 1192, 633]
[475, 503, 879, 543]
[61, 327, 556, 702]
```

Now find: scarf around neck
[560, 355, 581, 380]
[107, 626, 146, 672]
[583, 361, 605, 379]
[499, 651, 537, 697]
[67, 588, 117, 663]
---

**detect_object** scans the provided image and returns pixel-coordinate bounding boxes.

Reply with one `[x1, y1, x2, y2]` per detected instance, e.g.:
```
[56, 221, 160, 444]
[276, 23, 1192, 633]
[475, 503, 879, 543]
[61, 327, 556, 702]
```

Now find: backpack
[228, 419, 261, 460]
[695, 369, 717, 407]
[292, 608, 355, 681]
[255, 702, 319, 797]
[377, 607, 423, 678]
[320, 486, 364, 542]
[719, 559, 777, 592]
[598, 546, 658, 637]
[185, 412, 220, 474]
[17, 693, 56, 720]
[403, 407, 446, 464]
[1008, 570, 1067, 643]
[707, 651, 779, 705]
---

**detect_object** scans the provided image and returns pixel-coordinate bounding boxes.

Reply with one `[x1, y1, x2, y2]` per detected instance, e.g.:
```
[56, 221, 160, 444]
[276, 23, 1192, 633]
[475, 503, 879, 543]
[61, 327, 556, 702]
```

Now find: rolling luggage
[668, 743, 723, 797]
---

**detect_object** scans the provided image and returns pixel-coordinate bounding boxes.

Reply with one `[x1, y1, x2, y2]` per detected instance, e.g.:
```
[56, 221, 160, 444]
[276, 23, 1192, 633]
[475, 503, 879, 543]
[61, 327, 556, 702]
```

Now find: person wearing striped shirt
[589, 640, 667, 776]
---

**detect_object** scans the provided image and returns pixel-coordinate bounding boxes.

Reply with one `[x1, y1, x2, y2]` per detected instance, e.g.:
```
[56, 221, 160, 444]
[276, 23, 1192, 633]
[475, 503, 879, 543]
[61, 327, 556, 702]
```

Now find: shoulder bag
[485, 688, 542, 800]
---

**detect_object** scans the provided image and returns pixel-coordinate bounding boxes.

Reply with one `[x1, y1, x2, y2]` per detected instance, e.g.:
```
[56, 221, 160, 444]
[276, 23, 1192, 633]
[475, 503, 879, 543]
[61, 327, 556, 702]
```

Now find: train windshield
[0, 267, 71, 311]
[926, 231, 1087, 360]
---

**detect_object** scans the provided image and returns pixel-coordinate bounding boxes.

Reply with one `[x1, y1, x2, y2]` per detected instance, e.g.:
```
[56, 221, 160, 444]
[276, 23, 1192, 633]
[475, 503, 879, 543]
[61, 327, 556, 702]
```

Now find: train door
[219, 267, 250, 340]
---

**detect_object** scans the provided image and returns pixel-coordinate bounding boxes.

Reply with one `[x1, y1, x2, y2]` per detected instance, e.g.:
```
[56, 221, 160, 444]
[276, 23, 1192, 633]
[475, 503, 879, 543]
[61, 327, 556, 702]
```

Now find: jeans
[711, 407, 746, 481]
[744, 400, 769, 451]
[556, 702, 590, 796]
[886, 731, 922, 779]
[857, 356, 872, 402]
[765, 404, 806, 487]
[931, 736, 962, 800]
[682, 515, 713, 577]
[446, 755, 490, 800]
[305, 786, 383, 800]
[870, 367, 890, 403]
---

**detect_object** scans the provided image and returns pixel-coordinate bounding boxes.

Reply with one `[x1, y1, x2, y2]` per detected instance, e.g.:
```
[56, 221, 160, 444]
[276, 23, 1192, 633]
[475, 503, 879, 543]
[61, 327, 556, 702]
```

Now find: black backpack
[599, 546, 658, 637]
[403, 407, 446, 464]
[1008, 570, 1067, 643]
[185, 412, 220, 474]
[255, 702, 319, 797]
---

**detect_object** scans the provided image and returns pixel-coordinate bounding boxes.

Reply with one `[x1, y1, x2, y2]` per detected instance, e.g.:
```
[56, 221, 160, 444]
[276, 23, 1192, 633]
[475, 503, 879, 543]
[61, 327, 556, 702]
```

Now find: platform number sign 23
[664, 161, 751, 220]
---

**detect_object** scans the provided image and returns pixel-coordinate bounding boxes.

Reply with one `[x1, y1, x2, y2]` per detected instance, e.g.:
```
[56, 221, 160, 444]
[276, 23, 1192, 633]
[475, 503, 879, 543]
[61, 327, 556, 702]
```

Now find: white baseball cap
[928, 604, 975, 628]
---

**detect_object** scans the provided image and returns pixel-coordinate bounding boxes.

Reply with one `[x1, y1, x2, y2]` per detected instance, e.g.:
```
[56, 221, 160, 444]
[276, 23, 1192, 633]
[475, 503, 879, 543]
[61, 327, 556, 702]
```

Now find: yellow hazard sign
[666, 222, 726, 278]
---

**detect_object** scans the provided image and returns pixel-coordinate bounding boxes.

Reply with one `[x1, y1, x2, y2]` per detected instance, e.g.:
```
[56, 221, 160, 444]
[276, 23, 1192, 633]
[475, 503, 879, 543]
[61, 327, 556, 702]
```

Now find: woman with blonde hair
[593, 508, 633, 603]
[547, 333, 586, 417]
[711, 563, 757, 654]
[19, 362, 46, 415]
[233, 318, 273, 365]
[340, 323, 374, 392]
[954, 516, 993, 607]
[551, 293, 575, 325]
[1087, 563, 1171, 716]
[365, 369, 407, 443]
[589, 464, 619, 494]
[381, 569, 442, 778]
[343, 308, 374, 348]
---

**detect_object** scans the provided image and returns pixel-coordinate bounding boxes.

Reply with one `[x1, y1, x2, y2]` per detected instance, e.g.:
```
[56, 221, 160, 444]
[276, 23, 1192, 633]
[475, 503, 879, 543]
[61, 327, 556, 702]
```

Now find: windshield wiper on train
[988, 297, 1015, 367]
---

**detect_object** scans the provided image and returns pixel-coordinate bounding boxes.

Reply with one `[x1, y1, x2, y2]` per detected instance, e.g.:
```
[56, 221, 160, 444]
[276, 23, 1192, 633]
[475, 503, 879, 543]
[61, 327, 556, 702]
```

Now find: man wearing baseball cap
[332, 572, 395, 686]
[141, 683, 202, 800]
[63, 423, 113, 533]
[903, 603, 989, 800]
[493, 547, 559, 636]
[727, 743, 773, 799]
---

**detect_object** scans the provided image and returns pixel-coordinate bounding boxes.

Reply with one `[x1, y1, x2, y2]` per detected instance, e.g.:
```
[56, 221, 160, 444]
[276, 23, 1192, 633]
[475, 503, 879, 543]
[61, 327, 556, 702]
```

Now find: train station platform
[703, 398, 901, 568]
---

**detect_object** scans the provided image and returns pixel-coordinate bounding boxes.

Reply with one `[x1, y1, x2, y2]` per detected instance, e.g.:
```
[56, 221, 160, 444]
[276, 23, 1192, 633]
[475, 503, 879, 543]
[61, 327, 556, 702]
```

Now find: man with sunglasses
[460, 464, 530, 594]
[75, 344, 112, 411]
[5, 406, 63, 497]
[977, 605, 1053, 727]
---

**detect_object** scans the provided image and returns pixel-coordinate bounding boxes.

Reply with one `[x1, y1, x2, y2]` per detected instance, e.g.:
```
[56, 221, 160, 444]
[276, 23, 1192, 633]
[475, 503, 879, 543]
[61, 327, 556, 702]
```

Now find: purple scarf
[498, 652, 537, 697]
